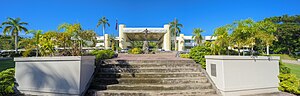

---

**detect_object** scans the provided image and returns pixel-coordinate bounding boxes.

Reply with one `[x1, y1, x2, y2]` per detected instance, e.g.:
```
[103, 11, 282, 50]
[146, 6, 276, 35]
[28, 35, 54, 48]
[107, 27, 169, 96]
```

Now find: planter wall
[205, 55, 280, 96]
[14, 56, 95, 96]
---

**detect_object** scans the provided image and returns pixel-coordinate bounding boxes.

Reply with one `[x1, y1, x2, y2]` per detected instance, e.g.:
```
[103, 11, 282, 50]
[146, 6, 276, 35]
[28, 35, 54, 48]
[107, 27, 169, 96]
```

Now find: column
[118, 24, 127, 49]
[163, 24, 171, 51]
[178, 34, 185, 51]
[104, 34, 109, 49]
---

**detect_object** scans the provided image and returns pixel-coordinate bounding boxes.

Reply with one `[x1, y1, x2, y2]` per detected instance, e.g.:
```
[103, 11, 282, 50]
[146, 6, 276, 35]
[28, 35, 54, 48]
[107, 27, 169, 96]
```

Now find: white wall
[205, 56, 280, 96]
[14, 56, 95, 96]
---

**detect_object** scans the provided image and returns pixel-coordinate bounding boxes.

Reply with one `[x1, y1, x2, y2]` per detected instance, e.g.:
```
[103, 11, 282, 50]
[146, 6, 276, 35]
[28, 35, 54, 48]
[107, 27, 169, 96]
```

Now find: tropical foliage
[169, 18, 183, 51]
[212, 18, 277, 55]
[0, 35, 13, 50]
[0, 68, 15, 95]
[211, 25, 231, 55]
[108, 34, 117, 51]
[129, 48, 142, 54]
[97, 16, 110, 49]
[266, 15, 300, 57]
[91, 50, 115, 60]
[189, 45, 211, 69]
[1, 17, 28, 53]
[21, 23, 97, 57]
[278, 61, 300, 94]
[180, 54, 190, 58]
[192, 28, 204, 45]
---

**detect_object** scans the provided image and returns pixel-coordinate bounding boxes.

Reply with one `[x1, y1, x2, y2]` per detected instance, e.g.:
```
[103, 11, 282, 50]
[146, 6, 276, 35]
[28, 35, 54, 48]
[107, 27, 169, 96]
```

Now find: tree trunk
[266, 45, 270, 55]
[238, 47, 241, 56]
[103, 26, 105, 49]
[174, 32, 177, 51]
[36, 45, 39, 57]
[251, 46, 254, 56]
[227, 47, 229, 55]
[15, 32, 18, 53]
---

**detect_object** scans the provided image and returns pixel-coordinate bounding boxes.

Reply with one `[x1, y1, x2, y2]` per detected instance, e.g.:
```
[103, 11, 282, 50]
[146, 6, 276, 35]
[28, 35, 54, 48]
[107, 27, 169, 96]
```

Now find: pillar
[163, 24, 171, 51]
[178, 34, 185, 51]
[104, 34, 109, 49]
[118, 24, 127, 49]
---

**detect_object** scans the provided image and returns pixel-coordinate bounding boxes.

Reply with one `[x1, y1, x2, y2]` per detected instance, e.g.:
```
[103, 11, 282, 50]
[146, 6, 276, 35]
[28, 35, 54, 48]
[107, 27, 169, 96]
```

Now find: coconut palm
[192, 28, 204, 46]
[169, 18, 183, 51]
[96, 16, 110, 49]
[1, 17, 28, 53]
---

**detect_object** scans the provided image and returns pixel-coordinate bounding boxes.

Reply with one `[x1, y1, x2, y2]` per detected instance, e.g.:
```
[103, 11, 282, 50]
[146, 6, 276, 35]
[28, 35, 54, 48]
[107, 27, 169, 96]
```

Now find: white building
[95, 24, 217, 51]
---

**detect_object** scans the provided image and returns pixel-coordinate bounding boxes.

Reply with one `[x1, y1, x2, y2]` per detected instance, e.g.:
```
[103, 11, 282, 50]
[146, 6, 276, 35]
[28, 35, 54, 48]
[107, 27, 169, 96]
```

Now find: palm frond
[19, 22, 28, 25]
[3, 26, 13, 35]
[19, 26, 28, 32]
[177, 24, 183, 27]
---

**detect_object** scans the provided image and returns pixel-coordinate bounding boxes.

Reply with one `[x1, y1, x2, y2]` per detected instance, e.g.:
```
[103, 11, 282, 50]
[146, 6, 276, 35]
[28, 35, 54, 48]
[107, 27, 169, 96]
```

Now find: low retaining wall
[205, 55, 280, 96]
[14, 56, 95, 96]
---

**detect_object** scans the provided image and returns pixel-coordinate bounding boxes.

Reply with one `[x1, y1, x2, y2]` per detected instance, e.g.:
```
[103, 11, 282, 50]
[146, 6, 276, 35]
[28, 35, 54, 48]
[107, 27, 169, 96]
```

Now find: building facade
[95, 24, 216, 51]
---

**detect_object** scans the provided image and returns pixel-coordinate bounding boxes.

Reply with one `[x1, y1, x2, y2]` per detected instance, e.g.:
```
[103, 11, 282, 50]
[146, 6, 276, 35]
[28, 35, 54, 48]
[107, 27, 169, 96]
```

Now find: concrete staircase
[86, 59, 218, 96]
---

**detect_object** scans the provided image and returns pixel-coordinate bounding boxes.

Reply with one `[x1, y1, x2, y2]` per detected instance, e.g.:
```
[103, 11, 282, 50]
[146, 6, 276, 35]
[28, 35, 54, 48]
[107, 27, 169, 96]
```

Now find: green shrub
[278, 61, 300, 94]
[0, 68, 15, 95]
[189, 46, 211, 69]
[129, 48, 142, 54]
[91, 50, 115, 60]
[180, 54, 190, 58]
[280, 61, 291, 74]
[278, 73, 300, 94]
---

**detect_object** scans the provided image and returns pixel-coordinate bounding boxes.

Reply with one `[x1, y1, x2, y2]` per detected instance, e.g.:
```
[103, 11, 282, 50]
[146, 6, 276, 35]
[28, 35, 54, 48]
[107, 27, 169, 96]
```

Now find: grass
[284, 63, 300, 78]
[0, 59, 15, 72]
[270, 54, 296, 60]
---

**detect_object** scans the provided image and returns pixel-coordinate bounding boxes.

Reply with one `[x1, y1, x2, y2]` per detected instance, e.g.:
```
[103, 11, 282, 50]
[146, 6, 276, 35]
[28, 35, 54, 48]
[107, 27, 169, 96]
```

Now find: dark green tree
[265, 15, 300, 56]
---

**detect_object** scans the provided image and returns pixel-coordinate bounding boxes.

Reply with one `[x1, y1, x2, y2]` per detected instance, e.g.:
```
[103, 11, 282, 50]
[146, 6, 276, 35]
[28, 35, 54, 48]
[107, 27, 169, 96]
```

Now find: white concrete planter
[205, 55, 280, 96]
[14, 56, 95, 96]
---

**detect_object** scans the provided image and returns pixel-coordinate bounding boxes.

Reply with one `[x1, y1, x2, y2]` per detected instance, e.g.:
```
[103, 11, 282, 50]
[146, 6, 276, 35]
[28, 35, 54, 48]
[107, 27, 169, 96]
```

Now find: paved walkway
[112, 52, 191, 60]
[282, 59, 300, 65]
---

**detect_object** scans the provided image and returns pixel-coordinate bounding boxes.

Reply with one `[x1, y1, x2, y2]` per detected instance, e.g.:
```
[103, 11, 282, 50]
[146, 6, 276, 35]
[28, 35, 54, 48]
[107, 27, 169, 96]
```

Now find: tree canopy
[265, 15, 300, 56]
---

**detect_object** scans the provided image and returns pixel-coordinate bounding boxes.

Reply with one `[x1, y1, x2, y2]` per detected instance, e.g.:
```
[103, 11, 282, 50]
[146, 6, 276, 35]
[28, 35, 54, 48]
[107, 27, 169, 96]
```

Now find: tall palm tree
[1, 17, 28, 53]
[169, 18, 183, 51]
[96, 16, 110, 49]
[192, 28, 204, 46]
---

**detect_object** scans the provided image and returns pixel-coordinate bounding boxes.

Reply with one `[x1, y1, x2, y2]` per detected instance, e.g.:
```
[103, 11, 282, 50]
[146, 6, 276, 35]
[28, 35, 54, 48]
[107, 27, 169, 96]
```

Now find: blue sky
[0, 0, 299, 37]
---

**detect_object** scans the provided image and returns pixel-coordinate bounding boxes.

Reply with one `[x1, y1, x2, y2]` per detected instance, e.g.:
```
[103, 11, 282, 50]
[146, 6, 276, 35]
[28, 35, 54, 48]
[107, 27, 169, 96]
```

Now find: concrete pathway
[112, 52, 190, 60]
[282, 59, 300, 65]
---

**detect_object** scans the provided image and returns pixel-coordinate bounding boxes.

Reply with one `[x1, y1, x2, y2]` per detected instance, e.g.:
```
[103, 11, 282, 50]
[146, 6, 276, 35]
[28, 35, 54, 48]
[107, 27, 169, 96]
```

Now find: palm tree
[192, 28, 204, 46]
[96, 16, 110, 49]
[1, 17, 28, 53]
[169, 18, 183, 51]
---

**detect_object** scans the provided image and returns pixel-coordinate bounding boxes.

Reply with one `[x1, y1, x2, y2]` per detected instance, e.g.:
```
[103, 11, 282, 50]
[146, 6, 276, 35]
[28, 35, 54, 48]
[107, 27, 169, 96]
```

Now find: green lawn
[270, 54, 296, 60]
[0, 59, 15, 72]
[285, 63, 300, 78]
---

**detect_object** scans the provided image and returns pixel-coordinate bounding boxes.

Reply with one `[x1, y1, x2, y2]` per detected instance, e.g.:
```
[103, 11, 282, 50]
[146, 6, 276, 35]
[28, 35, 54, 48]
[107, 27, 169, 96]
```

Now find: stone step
[92, 77, 208, 85]
[97, 63, 201, 68]
[90, 83, 212, 90]
[91, 89, 217, 96]
[103, 60, 195, 65]
[97, 67, 201, 73]
[95, 72, 204, 78]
